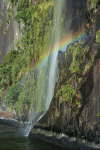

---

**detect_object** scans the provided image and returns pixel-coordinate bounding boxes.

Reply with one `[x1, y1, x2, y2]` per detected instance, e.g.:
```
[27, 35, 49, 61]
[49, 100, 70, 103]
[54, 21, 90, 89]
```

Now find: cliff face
[37, 0, 100, 143]
[0, 0, 20, 63]
[38, 43, 100, 143]
[0, 0, 100, 142]
[0, 0, 54, 119]
[0, 0, 10, 63]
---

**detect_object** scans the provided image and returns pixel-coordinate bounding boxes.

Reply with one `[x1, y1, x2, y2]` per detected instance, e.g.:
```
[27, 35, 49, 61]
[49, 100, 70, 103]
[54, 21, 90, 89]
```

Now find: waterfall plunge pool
[0, 131, 73, 150]
[0, 131, 99, 150]
[0, 123, 99, 150]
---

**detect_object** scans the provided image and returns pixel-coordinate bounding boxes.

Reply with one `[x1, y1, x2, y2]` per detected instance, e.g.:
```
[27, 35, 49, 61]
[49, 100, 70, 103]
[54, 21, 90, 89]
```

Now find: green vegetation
[88, 0, 98, 9]
[96, 113, 100, 117]
[0, 0, 53, 87]
[56, 84, 76, 102]
[0, 0, 99, 120]
[0, 0, 54, 115]
[56, 39, 97, 112]
[0, 0, 54, 86]
[96, 30, 100, 43]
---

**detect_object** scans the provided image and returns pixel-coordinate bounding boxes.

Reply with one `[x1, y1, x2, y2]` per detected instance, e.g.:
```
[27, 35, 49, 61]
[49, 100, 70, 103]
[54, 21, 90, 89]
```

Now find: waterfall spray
[18, 0, 67, 136]
[0, 0, 89, 137]
[9, 0, 87, 136]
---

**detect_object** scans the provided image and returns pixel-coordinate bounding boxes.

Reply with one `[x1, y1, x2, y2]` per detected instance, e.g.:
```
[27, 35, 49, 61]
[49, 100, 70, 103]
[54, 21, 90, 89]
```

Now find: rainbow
[18, 28, 88, 79]
[34, 28, 88, 69]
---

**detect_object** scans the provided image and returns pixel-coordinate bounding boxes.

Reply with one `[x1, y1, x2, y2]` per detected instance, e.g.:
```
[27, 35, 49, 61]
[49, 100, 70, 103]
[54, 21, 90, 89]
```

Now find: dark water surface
[0, 132, 68, 150]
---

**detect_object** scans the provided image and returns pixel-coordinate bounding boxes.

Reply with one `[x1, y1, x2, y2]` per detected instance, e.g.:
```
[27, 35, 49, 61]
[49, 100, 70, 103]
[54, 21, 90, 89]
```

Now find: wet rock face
[38, 2, 100, 142]
[56, 0, 88, 36]
[80, 58, 100, 130]
[0, 111, 14, 119]
[64, 0, 87, 33]
[78, 56, 100, 143]
[39, 38, 100, 144]
[0, 0, 16, 63]
[0, 0, 10, 63]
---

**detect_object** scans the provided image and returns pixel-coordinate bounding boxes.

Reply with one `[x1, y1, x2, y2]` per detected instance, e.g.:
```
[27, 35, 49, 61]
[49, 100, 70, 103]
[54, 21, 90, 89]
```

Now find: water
[16, 0, 68, 136]
[0, 132, 68, 150]
[3, 0, 87, 137]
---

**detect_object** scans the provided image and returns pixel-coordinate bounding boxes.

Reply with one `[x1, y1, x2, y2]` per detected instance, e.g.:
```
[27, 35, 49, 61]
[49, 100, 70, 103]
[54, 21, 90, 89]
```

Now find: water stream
[5, 0, 87, 136]
[18, 0, 68, 136]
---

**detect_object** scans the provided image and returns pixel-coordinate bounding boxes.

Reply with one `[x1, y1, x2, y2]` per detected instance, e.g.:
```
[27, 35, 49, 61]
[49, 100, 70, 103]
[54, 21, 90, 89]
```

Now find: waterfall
[0, 0, 88, 136]
[1, 0, 87, 136]
[18, 0, 68, 136]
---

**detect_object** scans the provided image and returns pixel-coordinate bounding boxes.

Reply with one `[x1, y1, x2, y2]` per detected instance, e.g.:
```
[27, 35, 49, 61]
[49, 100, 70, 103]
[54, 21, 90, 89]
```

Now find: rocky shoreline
[0, 118, 100, 149]
[30, 127, 100, 150]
